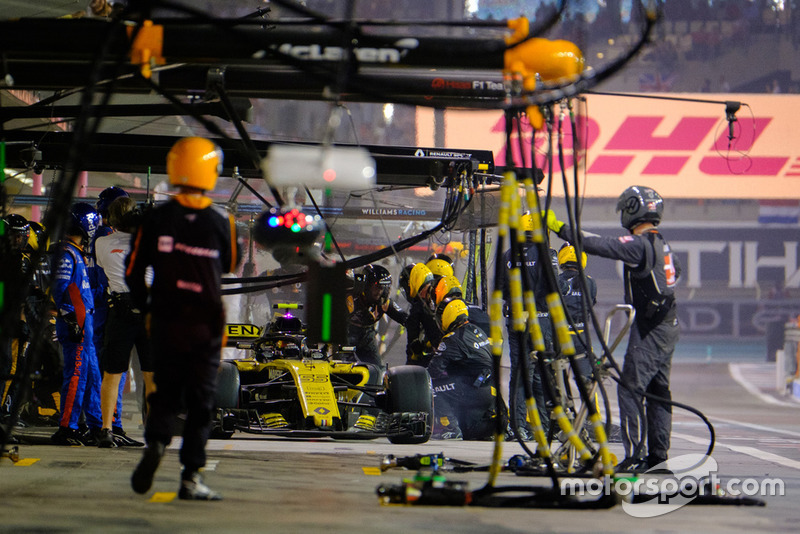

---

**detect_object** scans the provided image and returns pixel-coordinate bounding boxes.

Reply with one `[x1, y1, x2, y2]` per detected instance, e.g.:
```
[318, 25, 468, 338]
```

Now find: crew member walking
[128, 137, 240, 500]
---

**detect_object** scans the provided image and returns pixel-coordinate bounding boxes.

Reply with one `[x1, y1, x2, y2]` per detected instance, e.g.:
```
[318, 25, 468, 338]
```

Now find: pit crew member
[95, 196, 153, 448]
[50, 203, 104, 446]
[346, 264, 407, 369]
[557, 242, 597, 377]
[128, 137, 240, 500]
[400, 263, 440, 367]
[1, 215, 33, 428]
[496, 211, 552, 440]
[547, 185, 680, 472]
[428, 298, 504, 440]
[91, 186, 142, 446]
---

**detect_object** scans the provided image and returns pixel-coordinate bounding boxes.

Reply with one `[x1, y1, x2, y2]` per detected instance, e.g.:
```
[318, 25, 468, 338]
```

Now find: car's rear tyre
[384, 365, 433, 444]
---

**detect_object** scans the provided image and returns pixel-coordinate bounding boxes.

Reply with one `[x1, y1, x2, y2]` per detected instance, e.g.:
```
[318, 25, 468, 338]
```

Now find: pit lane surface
[2, 359, 798, 533]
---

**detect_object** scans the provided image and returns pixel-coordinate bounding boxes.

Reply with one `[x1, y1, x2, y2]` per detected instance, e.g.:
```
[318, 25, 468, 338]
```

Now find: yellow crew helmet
[167, 137, 224, 191]
[438, 298, 469, 333]
[426, 257, 454, 279]
[519, 211, 536, 233]
[558, 242, 587, 269]
[434, 275, 463, 307]
[408, 263, 434, 299]
[28, 221, 48, 252]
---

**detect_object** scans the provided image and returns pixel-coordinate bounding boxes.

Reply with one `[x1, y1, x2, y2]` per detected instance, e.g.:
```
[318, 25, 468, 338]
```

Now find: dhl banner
[417, 93, 800, 199]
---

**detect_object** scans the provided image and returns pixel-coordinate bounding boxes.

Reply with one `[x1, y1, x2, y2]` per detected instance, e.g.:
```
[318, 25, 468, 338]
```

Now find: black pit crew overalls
[498, 243, 551, 436]
[558, 266, 598, 377]
[346, 292, 407, 369]
[126, 196, 239, 473]
[562, 226, 680, 466]
[404, 297, 440, 367]
[428, 323, 503, 440]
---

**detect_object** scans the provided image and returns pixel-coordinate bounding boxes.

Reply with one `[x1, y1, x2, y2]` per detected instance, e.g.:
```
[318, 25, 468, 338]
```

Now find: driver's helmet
[269, 313, 304, 334]
[362, 264, 392, 303]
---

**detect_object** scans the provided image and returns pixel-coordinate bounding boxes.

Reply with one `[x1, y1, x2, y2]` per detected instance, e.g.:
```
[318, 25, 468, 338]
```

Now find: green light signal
[321, 293, 332, 341]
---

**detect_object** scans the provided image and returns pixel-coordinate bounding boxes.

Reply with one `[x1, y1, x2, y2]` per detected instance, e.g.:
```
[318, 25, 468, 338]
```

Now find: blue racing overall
[52, 240, 102, 431]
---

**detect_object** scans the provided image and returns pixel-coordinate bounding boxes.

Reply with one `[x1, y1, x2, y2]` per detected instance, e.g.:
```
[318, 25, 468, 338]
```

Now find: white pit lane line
[728, 363, 799, 408]
[710, 416, 800, 439]
[672, 376, 800, 472]
[672, 432, 800, 472]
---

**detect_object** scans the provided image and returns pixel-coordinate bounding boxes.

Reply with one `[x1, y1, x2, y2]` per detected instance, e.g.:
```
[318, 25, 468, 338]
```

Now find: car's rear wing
[225, 323, 263, 348]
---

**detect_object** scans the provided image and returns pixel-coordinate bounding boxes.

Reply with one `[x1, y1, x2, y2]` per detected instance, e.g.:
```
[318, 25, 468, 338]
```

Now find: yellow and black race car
[214, 313, 433, 444]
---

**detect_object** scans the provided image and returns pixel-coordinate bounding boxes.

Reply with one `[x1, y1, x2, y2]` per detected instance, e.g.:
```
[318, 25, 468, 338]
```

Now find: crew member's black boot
[131, 442, 165, 494]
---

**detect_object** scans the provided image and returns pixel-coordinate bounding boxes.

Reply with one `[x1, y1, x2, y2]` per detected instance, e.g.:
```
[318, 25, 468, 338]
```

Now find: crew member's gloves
[47, 323, 59, 346]
[409, 339, 424, 355]
[542, 209, 565, 235]
[47, 314, 58, 344]
[59, 310, 84, 342]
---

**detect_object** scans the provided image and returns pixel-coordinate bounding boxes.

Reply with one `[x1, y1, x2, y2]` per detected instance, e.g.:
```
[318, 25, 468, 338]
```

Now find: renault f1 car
[213, 313, 433, 443]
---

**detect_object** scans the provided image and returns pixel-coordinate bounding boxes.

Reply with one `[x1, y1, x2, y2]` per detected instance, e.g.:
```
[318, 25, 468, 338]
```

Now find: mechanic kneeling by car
[428, 298, 505, 440]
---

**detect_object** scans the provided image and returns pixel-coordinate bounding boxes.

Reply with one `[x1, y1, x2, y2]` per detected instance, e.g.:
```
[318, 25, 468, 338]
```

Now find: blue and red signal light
[254, 206, 323, 249]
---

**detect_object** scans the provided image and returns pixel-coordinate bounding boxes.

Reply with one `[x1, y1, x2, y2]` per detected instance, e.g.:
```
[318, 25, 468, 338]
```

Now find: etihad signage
[574, 225, 800, 338]
[417, 93, 800, 199]
[583, 226, 800, 289]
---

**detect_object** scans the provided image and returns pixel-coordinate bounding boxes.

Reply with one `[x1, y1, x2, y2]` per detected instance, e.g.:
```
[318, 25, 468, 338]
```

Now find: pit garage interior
[1, 1, 800, 532]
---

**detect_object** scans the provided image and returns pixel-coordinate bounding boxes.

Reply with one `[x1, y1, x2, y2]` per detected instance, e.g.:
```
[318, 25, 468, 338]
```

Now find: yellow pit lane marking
[14, 458, 40, 466]
[150, 492, 177, 503]
[362, 467, 382, 476]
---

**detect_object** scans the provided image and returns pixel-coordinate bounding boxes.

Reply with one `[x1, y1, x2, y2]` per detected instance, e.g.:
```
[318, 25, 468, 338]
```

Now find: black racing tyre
[214, 361, 240, 409]
[384, 365, 433, 444]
